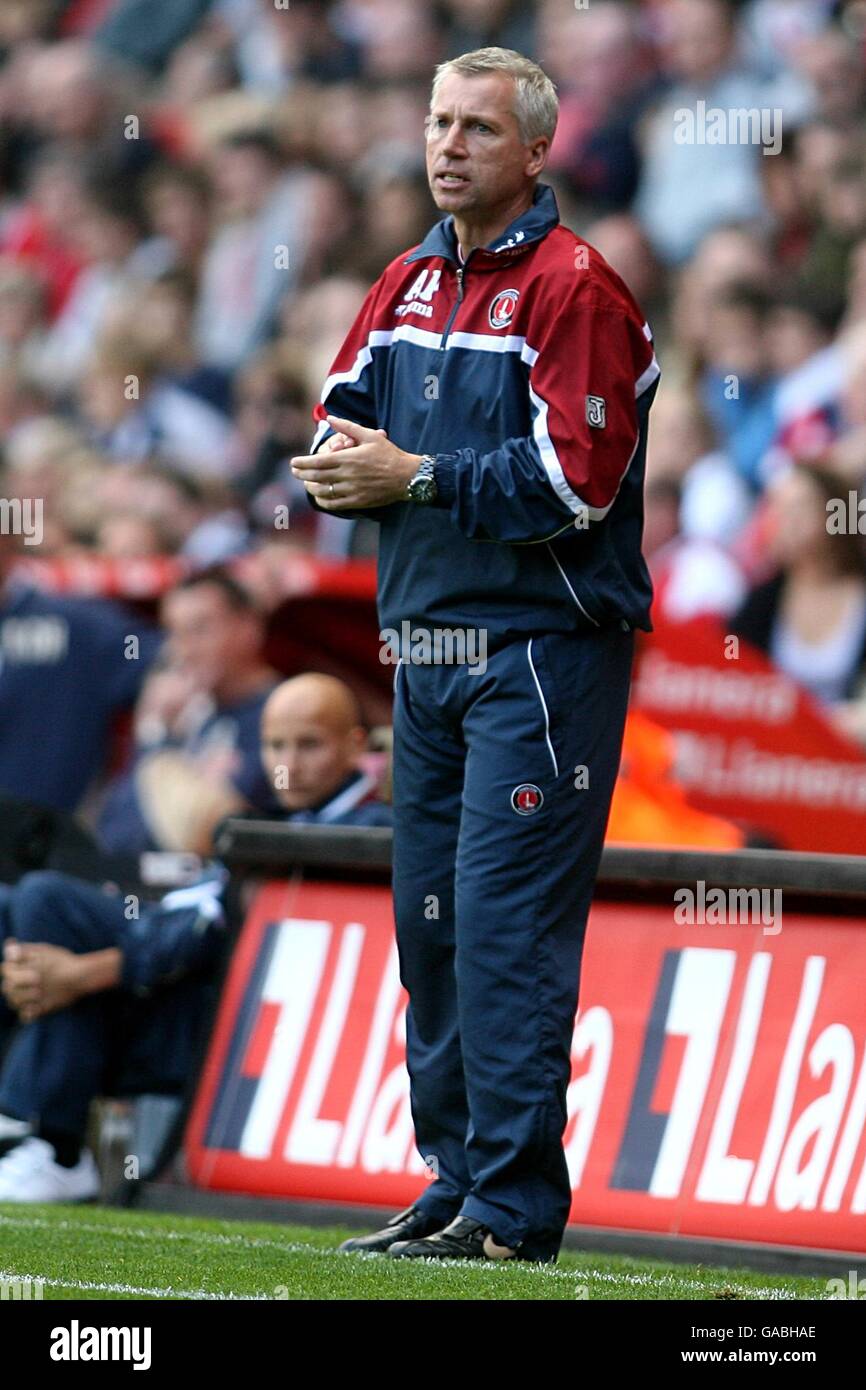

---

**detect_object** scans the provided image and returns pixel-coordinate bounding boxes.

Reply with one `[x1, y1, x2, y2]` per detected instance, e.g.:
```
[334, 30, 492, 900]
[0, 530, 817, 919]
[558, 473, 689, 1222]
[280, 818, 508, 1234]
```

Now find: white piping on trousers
[526, 638, 559, 778]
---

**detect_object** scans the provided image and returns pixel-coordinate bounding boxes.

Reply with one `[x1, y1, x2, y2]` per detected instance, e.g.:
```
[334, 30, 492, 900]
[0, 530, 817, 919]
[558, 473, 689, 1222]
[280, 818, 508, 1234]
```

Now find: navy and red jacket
[308, 181, 660, 645]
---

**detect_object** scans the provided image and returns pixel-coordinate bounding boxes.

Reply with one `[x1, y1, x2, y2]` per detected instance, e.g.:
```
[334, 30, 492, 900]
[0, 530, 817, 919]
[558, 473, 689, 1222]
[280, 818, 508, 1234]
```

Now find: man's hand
[291, 415, 422, 509]
[134, 666, 203, 745]
[1, 941, 90, 1023]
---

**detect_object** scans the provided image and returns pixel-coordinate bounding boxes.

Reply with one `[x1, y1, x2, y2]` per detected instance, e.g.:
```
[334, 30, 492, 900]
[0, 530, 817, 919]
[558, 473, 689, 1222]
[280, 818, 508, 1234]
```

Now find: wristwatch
[405, 454, 438, 504]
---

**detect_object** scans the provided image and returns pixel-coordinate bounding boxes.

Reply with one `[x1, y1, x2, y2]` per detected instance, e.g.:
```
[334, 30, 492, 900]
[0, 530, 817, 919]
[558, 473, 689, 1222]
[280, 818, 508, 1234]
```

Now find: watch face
[409, 476, 437, 503]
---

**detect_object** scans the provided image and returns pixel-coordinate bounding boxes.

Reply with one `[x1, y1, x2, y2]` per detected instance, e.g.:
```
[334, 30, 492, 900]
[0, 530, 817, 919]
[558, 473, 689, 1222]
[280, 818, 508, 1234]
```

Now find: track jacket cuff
[431, 454, 460, 507]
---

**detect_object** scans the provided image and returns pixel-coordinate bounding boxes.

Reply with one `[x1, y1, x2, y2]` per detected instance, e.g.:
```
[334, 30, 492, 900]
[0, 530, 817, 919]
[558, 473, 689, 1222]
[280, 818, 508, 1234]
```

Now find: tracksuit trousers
[0, 873, 210, 1139]
[391, 624, 634, 1261]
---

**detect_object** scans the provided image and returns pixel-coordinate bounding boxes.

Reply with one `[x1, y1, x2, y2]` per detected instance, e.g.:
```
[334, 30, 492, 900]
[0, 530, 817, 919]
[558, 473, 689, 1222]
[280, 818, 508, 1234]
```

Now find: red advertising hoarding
[186, 878, 866, 1253]
[634, 618, 866, 854]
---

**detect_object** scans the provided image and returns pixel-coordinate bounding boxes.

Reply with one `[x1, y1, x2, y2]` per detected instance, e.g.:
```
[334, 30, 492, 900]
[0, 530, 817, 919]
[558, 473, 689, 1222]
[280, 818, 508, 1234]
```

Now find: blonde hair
[430, 47, 558, 145]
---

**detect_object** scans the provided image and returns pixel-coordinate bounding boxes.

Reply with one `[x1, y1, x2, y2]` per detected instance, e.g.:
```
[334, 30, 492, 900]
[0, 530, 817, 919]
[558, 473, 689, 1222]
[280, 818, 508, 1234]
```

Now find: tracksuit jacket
[309, 181, 660, 645]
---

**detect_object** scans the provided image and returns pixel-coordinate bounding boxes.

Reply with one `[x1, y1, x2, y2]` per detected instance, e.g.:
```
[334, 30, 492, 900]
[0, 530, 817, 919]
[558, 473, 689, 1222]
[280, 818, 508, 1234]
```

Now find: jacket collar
[404, 182, 560, 269]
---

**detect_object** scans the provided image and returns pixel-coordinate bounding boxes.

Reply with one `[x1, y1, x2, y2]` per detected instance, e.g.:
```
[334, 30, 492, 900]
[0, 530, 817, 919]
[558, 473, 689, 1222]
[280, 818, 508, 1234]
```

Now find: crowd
[0, 0, 862, 738]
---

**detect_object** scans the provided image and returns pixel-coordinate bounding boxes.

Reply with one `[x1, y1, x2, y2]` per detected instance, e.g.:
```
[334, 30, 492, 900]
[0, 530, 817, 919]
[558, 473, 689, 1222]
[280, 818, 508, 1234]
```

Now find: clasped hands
[1, 940, 85, 1023]
[291, 414, 423, 510]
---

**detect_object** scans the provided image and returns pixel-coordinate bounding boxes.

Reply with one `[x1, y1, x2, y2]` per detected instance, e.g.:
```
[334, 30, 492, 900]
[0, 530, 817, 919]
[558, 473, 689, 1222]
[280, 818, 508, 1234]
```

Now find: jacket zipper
[440, 265, 465, 350]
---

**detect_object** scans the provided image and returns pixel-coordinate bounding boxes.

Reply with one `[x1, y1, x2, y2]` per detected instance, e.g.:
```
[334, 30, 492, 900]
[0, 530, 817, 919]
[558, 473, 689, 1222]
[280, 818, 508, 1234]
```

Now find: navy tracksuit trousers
[392, 625, 633, 1261]
[0, 873, 211, 1138]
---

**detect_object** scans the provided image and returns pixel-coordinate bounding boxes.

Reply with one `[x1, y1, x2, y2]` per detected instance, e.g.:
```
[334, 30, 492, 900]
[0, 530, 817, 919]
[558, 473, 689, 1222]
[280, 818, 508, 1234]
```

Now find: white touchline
[0, 1269, 265, 1300]
[0, 1218, 803, 1298]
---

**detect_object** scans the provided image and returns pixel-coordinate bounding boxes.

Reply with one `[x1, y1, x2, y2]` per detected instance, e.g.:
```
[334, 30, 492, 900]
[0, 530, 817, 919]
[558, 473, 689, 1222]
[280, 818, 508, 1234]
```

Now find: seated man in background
[0, 673, 392, 1200]
[96, 565, 280, 858]
[259, 671, 393, 827]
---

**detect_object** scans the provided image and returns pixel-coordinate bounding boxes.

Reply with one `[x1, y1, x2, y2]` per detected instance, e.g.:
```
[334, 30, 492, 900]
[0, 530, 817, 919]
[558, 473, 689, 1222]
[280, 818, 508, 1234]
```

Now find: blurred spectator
[0, 0, 58, 48]
[669, 224, 775, 364]
[0, 527, 161, 812]
[634, 0, 778, 264]
[115, 269, 233, 415]
[440, 0, 536, 60]
[139, 164, 214, 276]
[731, 464, 866, 714]
[794, 24, 866, 131]
[194, 130, 318, 369]
[826, 322, 866, 482]
[227, 344, 319, 539]
[0, 260, 49, 375]
[761, 282, 847, 479]
[645, 385, 750, 620]
[14, 40, 158, 179]
[223, 0, 363, 93]
[35, 171, 168, 392]
[95, 566, 279, 857]
[582, 214, 664, 324]
[544, 1, 658, 213]
[699, 281, 779, 488]
[93, 464, 251, 562]
[93, 0, 214, 75]
[0, 149, 86, 319]
[740, 0, 838, 82]
[799, 150, 866, 302]
[353, 0, 444, 82]
[78, 329, 233, 475]
[279, 276, 368, 406]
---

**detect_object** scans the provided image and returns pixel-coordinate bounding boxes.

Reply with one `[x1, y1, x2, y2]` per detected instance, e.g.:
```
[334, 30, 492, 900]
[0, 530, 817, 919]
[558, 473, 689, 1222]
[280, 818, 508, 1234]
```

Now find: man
[96, 567, 279, 858]
[0, 530, 160, 813]
[0, 673, 391, 1200]
[291, 48, 659, 1264]
[258, 672, 393, 827]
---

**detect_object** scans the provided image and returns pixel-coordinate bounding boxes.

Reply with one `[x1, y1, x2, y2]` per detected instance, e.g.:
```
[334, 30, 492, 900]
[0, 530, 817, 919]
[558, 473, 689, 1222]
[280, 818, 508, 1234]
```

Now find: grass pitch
[0, 1202, 838, 1301]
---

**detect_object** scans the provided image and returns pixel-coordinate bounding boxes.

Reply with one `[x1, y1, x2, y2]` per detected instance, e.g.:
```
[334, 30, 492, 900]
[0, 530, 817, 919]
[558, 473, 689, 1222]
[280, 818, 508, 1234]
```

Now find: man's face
[260, 706, 363, 812]
[162, 584, 259, 696]
[425, 71, 547, 222]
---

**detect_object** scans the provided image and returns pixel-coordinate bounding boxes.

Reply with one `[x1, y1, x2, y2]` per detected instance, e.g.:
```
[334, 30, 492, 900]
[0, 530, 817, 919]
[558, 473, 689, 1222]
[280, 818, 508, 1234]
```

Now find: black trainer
[338, 1204, 452, 1254]
[386, 1214, 518, 1261]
